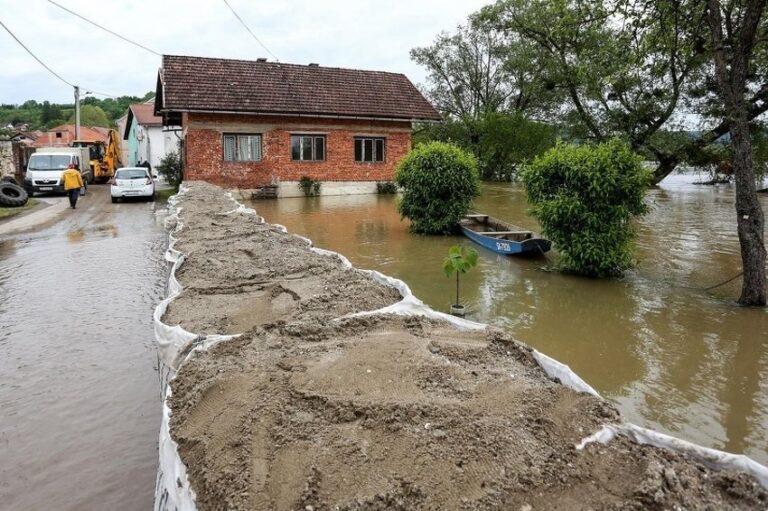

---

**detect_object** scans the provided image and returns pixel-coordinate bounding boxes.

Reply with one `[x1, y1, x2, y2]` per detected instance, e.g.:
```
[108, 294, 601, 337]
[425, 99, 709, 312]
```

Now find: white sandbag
[577, 423, 768, 489]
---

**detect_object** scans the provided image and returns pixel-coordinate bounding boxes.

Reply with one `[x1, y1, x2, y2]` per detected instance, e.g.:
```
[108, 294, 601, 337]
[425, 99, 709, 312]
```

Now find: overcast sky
[0, 0, 489, 105]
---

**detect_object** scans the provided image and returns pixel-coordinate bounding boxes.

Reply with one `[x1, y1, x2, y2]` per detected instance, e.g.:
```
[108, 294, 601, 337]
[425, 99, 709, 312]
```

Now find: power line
[0, 18, 74, 87]
[1, 18, 120, 99]
[222, 0, 279, 61]
[47, 0, 161, 57]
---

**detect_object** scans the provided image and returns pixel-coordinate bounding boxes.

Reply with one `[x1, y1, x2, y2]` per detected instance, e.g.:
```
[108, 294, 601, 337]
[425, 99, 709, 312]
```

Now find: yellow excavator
[72, 129, 122, 183]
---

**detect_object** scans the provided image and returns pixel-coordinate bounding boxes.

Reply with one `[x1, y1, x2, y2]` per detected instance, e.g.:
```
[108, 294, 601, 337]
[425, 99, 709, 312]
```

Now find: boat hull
[460, 225, 551, 256]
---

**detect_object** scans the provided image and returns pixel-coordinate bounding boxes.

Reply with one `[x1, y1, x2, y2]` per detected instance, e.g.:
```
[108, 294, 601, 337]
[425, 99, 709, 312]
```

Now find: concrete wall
[0, 140, 24, 179]
[183, 113, 412, 189]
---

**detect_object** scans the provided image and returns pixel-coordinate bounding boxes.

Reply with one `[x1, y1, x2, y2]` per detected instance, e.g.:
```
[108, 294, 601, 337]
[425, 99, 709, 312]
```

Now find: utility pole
[74, 85, 80, 140]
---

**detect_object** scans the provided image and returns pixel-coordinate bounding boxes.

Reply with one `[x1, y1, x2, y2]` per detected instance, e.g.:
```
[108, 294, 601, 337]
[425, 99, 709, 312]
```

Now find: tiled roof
[30, 125, 108, 147]
[129, 103, 162, 126]
[156, 55, 441, 122]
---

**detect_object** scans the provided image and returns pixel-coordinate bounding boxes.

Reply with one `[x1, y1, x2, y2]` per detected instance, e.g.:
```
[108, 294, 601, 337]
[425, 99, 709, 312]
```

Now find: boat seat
[465, 214, 489, 220]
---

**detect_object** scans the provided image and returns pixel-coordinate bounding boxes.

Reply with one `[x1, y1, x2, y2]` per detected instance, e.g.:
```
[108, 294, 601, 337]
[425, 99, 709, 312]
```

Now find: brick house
[153, 55, 441, 196]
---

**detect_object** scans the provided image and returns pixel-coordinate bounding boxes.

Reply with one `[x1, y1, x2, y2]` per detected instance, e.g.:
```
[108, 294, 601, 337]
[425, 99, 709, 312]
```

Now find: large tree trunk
[706, 0, 767, 306]
[731, 116, 766, 305]
[651, 152, 680, 185]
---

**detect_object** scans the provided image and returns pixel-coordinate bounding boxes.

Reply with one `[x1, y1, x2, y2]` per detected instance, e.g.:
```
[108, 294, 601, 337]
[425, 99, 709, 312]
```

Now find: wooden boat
[459, 213, 551, 256]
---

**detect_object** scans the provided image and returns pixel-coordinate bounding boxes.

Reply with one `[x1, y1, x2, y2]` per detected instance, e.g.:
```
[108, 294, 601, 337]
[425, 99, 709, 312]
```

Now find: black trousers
[67, 188, 79, 208]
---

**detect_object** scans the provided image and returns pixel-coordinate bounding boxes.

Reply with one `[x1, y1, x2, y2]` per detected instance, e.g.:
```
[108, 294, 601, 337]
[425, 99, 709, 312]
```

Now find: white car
[111, 167, 155, 203]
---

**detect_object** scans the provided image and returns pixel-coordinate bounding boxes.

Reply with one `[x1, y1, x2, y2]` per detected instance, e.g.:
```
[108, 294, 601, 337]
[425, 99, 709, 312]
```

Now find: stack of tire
[0, 176, 29, 208]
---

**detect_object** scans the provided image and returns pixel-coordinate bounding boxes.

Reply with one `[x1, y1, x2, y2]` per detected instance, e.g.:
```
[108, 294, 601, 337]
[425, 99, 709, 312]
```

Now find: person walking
[62, 163, 84, 209]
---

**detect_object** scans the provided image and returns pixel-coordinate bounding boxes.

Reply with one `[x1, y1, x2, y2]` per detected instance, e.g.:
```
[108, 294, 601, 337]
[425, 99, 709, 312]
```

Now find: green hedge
[522, 140, 651, 277]
[395, 142, 480, 234]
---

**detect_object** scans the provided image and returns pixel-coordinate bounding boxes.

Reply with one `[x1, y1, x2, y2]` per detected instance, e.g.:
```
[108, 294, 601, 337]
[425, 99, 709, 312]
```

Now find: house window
[291, 135, 325, 161]
[354, 137, 385, 163]
[223, 134, 262, 161]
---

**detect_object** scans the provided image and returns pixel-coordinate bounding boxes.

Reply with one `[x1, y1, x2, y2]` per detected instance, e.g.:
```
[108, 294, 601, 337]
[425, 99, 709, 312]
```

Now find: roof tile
[157, 55, 441, 121]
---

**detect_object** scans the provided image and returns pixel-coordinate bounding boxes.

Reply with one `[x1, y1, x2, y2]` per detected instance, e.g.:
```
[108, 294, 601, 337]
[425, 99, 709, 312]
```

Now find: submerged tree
[522, 140, 651, 277]
[704, 0, 766, 305]
[395, 142, 480, 234]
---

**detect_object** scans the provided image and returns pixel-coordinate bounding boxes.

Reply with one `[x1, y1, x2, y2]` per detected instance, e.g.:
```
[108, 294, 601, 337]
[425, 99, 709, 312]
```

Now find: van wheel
[111, 197, 118, 204]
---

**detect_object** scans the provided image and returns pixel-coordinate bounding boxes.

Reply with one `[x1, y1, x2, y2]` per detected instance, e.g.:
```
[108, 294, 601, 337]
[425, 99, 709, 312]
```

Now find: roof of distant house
[129, 103, 162, 126]
[123, 103, 163, 140]
[29, 125, 109, 147]
[155, 55, 442, 122]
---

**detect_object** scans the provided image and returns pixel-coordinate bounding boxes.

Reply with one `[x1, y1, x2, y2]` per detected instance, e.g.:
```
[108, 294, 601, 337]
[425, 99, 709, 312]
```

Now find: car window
[115, 169, 148, 179]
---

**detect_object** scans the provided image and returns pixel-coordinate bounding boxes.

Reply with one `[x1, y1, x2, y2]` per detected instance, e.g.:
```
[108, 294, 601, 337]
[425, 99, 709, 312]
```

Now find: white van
[24, 147, 93, 195]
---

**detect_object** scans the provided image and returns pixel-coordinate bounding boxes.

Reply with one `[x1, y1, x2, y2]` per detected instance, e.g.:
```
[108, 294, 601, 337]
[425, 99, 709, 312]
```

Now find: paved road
[0, 185, 166, 510]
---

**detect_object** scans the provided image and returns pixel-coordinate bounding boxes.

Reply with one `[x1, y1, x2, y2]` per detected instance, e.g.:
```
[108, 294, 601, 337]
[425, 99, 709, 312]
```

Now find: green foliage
[376, 181, 398, 194]
[67, 104, 111, 128]
[156, 142, 184, 190]
[443, 244, 479, 305]
[395, 142, 480, 234]
[415, 112, 557, 181]
[522, 140, 652, 277]
[298, 176, 321, 197]
[0, 92, 153, 130]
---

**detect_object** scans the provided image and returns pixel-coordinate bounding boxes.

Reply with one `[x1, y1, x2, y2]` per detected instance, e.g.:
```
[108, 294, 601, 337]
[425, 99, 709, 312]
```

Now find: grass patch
[155, 188, 178, 202]
[0, 199, 38, 220]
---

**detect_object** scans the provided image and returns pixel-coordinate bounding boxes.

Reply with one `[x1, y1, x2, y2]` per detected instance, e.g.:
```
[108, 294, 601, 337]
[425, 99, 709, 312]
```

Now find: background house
[154, 55, 441, 196]
[28, 124, 108, 148]
[123, 102, 177, 168]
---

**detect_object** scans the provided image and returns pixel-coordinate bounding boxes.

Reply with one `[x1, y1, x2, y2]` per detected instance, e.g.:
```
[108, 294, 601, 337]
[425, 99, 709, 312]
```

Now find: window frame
[290, 134, 326, 162]
[222, 133, 263, 162]
[354, 136, 386, 163]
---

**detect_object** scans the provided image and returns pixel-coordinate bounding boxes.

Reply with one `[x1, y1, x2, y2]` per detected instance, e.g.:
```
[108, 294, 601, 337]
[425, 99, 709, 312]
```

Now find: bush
[298, 176, 321, 196]
[521, 140, 651, 277]
[414, 112, 557, 181]
[395, 141, 480, 234]
[376, 181, 398, 194]
[156, 142, 183, 190]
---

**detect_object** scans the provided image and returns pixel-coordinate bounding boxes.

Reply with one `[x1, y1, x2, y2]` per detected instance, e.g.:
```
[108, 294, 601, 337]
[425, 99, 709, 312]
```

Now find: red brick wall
[183, 113, 412, 188]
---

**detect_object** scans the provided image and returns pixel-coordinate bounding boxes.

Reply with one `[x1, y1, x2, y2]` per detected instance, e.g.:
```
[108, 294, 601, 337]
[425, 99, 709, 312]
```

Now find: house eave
[157, 108, 442, 124]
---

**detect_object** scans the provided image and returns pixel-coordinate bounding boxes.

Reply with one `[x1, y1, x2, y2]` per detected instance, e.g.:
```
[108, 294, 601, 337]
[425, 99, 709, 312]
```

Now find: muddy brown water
[0, 189, 166, 510]
[249, 173, 768, 465]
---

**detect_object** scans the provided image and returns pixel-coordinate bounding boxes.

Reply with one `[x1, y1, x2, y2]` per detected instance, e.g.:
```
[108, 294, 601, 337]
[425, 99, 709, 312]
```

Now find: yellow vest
[61, 169, 84, 191]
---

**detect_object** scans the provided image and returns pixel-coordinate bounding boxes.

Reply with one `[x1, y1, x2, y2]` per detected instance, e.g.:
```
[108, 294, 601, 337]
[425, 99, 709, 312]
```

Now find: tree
[704, 0, 766, 305]
[415, 112, 557, 180]
[156, 142, 184, 190]
[395, 142, 480, 234]
[478, 0, 708, 181]
[411, 23, 558, 120]
[443, 245, 479, 309]
[522, 140, 651, 277]
[67, 104, 111, 128]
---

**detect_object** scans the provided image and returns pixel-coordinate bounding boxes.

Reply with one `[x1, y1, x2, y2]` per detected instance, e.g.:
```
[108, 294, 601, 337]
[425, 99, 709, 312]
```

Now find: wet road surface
[0, 186, 167, 510]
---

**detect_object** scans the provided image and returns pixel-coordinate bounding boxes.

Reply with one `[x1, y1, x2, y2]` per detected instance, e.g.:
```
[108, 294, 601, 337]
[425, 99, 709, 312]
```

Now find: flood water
[250, 174, 768, 465]
[0, 190, 166, 510]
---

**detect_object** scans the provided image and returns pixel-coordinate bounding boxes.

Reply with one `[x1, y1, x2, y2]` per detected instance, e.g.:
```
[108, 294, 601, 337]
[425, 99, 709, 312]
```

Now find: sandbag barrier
[152, 184, 768, 510]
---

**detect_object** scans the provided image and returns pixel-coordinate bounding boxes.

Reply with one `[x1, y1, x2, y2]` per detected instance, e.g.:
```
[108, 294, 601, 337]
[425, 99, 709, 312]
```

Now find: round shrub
[395, 141, 480, 234]
[521, 140, 651, 277]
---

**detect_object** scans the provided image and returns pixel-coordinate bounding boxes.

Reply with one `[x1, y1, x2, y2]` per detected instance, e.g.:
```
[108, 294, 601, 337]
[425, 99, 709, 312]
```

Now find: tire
[111, 197, 118, 203]
[1, 176, 20, 186]
[0, 182, 29, 207]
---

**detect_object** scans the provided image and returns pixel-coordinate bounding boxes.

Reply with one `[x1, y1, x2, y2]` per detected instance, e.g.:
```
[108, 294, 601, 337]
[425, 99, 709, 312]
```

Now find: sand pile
[163, 183, 400, 335]
[164, 183, 767, 510]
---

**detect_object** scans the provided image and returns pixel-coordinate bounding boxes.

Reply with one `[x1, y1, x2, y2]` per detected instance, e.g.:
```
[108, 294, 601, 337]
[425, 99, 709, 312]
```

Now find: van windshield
[28, 155, 71, 171]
